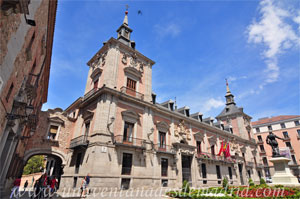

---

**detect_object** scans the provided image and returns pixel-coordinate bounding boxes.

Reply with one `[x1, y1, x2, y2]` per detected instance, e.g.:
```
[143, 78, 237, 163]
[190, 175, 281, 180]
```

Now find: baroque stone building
[0, 0, 57, 196]
[42, 11, 262, 190]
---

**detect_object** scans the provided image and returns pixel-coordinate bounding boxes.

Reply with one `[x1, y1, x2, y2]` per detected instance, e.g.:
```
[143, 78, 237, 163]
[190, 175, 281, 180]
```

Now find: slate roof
[216, 104, 247, 119]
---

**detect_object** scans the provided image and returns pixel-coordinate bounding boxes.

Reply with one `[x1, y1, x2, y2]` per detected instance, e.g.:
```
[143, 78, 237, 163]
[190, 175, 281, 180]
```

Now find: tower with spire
[225, 79, 235, 105]
[216, 79, 253, 141]
[116, 9, 136, 48]
[84, 9, 154, 101]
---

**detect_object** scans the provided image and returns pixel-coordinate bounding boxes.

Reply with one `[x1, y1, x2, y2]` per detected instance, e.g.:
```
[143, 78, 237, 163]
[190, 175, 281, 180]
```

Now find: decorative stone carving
[174, 120, 191, 142]
[194, 132, 205, 141]
[101, 52, 107, 66]
[139, 63, 144, 73]
[122, 53, 128, 65]
[130, 53, 138, 68]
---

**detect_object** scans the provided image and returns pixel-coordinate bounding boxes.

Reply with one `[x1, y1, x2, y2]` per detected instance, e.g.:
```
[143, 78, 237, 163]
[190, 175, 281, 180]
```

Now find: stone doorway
[181, 155, 192, 184]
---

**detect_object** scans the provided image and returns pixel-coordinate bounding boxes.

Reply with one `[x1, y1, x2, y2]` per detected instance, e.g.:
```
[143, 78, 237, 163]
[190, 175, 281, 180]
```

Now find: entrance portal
[181, 155, 192, 184]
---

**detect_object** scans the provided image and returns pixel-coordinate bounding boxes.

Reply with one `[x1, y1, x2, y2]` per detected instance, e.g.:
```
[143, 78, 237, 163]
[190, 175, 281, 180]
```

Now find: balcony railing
[121, 167, 132, 175]
[196, 152, 235, 163]
[83, 88, 99, 101]
[69, 135, 89, 149]
[257, 140, 264, 144]
[114, 135, 146, 149]
[246, 161, 255, 167]
[120, 86, 144, 101]
[259, 150, 266, 155]
[283, 137, 290, 141]
[256, 163, 264, 168]
[154, 144, 176, 154]
[161, 168, 168, 177]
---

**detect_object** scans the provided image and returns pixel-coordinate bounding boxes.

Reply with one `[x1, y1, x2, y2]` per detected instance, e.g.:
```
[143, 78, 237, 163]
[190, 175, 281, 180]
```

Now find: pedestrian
[24, 180, 28, 192]
[33, 177, 43, 199]
[80, 176, 87, 198]
[31, 177, 35, 187]
[85, 173, 90, 195]
[50, 177, 58, 198]
[10, 176, 21, 199]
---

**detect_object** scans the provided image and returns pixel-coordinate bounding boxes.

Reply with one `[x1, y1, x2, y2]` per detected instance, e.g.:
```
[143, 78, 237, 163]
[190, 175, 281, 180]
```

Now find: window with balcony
[211, 145, 215, 156]
[197, 141, 201, 154]
[280, 123, 286, 129]
[158, 131, 166, 149]
[291, 155, 297, 164]
[282, 131, 289, 139]
[85, 122, 90, 136]
[75, 152, 82, 174]
[257, 135, 263, 142]
[268, 126, 272, 131]
[93, 79, 98, 90]
[297, 129, 300, 137]
[47, 125, 59, 140]
[256, 127, 260, 133]
[259, 145, 265, 152]
[262, 157, 268, 166]
[161, 158, 168, 177]
[285, 142, 292, 149]
[126, 78, 136, 90]
[121, 153, 132, 175]
[123, 122, 134, 142]
[295, 120, 300, 126]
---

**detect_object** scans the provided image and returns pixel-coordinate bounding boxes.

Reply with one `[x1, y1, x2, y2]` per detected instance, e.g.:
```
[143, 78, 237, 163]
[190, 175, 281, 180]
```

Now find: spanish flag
[225, 143, 231, 158]
[218, 141, 227, 156]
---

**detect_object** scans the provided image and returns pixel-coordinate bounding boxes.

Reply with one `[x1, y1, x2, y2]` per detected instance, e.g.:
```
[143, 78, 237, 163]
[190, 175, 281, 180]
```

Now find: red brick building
[0, 0, 57, 196]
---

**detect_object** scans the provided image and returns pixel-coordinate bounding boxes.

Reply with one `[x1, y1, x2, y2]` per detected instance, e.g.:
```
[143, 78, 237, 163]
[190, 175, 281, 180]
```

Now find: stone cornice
[87, 37, 155, 67]
[42, 0, 58, 103]
[76, 86, 257, 147]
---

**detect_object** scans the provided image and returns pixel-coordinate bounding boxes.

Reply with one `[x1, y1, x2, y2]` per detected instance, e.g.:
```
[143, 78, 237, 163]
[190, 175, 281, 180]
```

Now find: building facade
[252, 115, 300, 178]
[0, 0, 57, 196]
[37, 11, 263, 190]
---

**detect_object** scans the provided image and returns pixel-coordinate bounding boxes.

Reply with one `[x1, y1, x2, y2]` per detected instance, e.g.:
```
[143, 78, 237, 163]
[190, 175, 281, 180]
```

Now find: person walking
[24, 180, 28, 192]
[80, 176, 87, 198]
[50, 177, 58, 198]
[31, 177, 35, 187]
[85, 174, 90, 195]
[10, 177, 21, 199]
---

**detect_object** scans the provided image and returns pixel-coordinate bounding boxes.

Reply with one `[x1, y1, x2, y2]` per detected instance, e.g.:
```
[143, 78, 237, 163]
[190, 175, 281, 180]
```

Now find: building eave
[42, 0, 58, 103]
[78, 86, 256, 146]
[87, 37, 155, 67]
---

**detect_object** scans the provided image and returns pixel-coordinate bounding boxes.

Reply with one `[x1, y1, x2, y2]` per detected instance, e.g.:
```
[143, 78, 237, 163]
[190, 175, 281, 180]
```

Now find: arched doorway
[20, 148, 67, 190]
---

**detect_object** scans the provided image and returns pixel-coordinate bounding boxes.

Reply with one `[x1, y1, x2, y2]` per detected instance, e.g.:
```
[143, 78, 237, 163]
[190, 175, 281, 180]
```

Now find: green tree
[23, 155, 45, 175]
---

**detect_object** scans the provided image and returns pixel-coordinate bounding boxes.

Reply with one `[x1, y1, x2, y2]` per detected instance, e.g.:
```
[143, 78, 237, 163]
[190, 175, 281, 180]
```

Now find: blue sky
[43, 0, 300, 121]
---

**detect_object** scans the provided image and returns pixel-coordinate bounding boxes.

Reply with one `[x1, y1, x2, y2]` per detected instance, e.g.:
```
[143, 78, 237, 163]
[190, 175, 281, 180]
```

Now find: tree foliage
[23, 155, 45, 175]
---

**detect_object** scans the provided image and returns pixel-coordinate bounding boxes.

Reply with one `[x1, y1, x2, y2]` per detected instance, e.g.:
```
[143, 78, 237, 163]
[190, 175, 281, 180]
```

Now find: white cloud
[202, 98, 224, 113]
[154, 22, 181, 38]
[247, 0, 299, 88]
[228, 75, 247, 82]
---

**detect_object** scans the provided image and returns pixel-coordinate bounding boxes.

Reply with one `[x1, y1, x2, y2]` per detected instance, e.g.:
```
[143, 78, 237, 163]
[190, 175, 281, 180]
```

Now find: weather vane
[126, 5, 129, 11]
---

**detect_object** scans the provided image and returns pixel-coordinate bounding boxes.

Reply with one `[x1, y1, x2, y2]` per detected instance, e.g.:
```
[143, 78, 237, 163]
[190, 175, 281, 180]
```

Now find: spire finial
[226, 78, 230, 93]
[123, 5, 129, 25]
